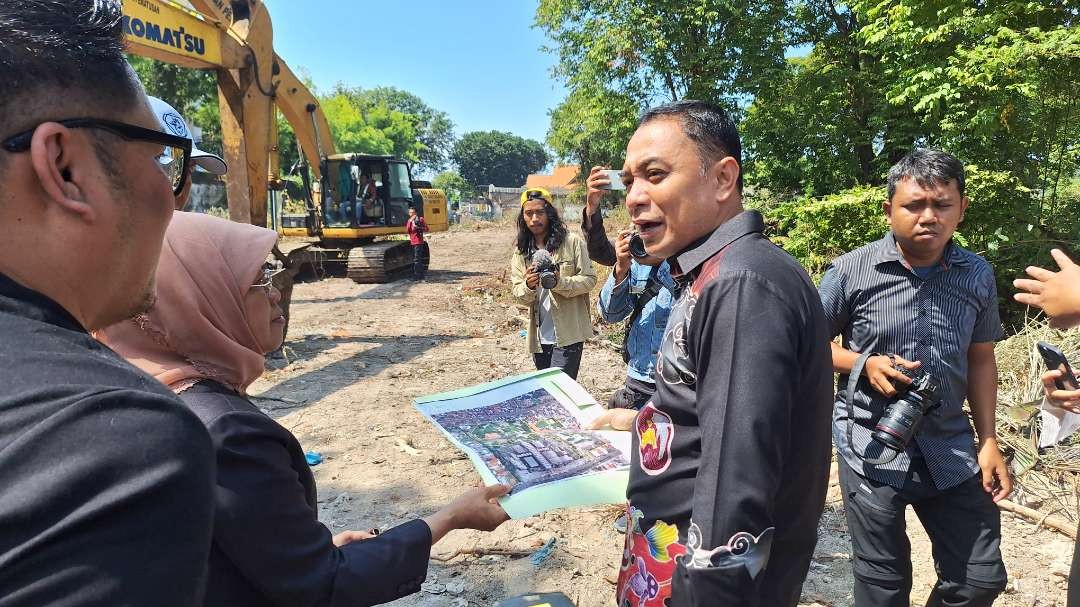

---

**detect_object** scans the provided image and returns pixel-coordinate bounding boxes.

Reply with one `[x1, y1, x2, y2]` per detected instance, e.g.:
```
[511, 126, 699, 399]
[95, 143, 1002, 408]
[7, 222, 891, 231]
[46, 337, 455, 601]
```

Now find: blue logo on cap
[162, 112, 189, 138]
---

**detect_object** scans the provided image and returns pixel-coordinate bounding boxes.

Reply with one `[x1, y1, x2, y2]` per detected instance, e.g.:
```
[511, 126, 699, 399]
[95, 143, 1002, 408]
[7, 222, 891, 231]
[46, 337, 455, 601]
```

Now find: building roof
[524, 165, 580, 192]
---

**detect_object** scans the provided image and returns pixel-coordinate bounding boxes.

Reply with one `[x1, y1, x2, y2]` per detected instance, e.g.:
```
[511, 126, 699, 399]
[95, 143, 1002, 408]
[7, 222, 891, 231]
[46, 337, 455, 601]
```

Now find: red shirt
[406, 216, 428, 245]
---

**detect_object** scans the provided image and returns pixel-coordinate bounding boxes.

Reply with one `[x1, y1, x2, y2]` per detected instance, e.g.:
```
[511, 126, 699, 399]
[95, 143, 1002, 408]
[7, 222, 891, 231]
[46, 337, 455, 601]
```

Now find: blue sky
[262, 0, 565, 145]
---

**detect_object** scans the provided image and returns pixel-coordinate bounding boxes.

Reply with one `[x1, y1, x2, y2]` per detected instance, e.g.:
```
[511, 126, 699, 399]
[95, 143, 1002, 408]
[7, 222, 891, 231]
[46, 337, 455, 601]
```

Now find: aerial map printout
[415, 368, 630, 518]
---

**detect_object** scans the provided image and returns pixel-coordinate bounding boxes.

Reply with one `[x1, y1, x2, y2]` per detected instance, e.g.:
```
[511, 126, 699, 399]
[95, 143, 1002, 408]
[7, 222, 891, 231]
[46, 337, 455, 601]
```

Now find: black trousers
[412, 242, 429, 280]
[533, 342, 583, 380]
[606, 376, 655, 410]
[838, 457, 1007, 607]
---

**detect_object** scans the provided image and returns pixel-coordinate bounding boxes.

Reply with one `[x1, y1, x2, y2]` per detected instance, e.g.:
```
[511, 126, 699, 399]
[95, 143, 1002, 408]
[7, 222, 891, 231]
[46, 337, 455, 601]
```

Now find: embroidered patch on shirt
[636, 403, 674, 475]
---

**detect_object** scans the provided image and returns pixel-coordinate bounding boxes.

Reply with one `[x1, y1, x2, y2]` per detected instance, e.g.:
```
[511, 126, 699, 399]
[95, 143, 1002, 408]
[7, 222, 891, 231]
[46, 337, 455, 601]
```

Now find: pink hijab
[96, 211, 279, 394]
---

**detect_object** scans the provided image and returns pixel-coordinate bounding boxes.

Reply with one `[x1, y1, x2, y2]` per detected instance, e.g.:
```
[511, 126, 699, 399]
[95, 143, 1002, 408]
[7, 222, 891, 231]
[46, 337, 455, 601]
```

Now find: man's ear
[712, 156, 740, 202]
[29, 123, 96, 222]
[883, 199, 893, 218]
[959, 195, 970, 222]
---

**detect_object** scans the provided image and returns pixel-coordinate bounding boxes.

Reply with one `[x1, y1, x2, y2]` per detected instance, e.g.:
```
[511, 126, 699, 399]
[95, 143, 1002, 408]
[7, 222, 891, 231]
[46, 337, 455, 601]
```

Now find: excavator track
[346, 240, 413, 283]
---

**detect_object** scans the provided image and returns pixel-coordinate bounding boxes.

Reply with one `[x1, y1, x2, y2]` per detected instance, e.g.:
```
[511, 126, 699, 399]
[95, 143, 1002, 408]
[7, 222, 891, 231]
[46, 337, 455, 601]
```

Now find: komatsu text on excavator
[122, 0, 449, 296]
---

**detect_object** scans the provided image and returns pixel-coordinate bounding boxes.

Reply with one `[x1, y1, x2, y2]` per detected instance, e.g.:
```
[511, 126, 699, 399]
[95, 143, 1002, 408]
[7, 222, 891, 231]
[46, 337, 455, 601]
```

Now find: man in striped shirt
[819, 149, 1011, 607]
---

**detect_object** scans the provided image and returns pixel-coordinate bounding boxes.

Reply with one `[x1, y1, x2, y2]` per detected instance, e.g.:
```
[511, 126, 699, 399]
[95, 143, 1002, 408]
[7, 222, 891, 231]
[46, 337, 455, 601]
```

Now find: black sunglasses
[525, 189, 549, 201]
[1, 118, 193, 196]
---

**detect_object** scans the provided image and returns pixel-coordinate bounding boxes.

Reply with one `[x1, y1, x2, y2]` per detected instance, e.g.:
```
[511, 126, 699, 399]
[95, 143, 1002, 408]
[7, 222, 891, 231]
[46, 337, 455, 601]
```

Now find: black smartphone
[1036, 341, 1079, 391]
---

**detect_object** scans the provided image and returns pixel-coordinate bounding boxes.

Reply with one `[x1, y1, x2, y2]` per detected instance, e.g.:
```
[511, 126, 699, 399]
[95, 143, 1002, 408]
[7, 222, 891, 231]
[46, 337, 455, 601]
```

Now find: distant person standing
[407, 206, 430, 281]
[510, 188, 597, 379]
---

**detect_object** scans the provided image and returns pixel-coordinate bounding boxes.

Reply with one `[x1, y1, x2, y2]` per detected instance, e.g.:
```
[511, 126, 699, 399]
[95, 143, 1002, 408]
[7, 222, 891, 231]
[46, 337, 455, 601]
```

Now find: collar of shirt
[0, 271, 85, 333]
[670, 209, 765, 278]
[871, 231, 970, 273]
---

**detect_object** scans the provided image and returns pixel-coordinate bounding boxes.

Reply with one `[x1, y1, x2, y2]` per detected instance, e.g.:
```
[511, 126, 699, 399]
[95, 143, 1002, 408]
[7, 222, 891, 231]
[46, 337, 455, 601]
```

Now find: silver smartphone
[597, 169, 625, 190]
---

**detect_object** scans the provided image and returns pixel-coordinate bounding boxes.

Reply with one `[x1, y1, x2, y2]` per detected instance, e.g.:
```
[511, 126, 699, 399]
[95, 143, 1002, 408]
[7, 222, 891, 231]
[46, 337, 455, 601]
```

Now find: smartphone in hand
[597, 169, 626, 191]
[1037, 341, 1079, 390]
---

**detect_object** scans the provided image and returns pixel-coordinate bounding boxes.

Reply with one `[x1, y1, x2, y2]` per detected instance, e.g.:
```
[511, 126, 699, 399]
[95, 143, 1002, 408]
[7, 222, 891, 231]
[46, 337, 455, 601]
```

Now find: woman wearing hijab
[97, 212, 508, 607]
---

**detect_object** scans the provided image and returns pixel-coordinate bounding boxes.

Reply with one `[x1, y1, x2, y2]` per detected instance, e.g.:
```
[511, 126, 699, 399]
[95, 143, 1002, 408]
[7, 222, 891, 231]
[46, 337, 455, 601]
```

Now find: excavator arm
[122, 0, 332, 227]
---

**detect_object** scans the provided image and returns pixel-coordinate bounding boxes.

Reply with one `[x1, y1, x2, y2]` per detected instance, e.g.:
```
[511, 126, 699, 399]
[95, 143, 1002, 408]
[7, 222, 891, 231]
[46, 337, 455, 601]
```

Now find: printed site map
[429, 388, 627, 494]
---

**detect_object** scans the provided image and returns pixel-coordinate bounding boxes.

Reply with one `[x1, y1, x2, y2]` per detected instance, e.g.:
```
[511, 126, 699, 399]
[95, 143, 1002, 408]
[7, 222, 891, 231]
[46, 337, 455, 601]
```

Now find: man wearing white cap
[148, 96, 228, 209]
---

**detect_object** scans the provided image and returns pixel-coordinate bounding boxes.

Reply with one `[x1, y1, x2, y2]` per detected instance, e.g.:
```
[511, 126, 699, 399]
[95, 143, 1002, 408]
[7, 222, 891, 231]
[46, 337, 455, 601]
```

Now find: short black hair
[638, 100, 743, 192]
[0, 1, 141, 144]
[887, 149, 966, 200]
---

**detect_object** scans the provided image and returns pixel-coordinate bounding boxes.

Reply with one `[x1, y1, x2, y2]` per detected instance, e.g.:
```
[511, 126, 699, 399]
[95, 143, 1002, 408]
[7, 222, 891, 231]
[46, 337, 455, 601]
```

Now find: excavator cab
[320, 154, 415, 229]
[276, 152, 447, 282]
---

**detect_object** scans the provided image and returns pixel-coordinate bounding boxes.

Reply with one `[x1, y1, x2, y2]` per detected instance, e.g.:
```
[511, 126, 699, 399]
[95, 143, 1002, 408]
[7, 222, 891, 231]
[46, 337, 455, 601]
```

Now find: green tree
[537, 0, 789, 166]
[431, 171, 475, 203]
[319, 91, 426, 162]
[451, 131, 550, 187]
[348, 86, 456, 173]
[127, 55, 222, 154]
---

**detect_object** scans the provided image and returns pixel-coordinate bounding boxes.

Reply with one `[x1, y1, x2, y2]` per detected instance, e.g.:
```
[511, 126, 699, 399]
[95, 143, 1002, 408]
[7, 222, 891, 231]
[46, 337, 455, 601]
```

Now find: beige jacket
[510, 231, 597, 354]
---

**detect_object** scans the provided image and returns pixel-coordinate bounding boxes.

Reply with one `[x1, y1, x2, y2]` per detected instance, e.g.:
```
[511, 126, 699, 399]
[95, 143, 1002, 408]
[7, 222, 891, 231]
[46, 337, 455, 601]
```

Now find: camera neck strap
[621, 265, 664, 364]
[846, 350, 899, 466]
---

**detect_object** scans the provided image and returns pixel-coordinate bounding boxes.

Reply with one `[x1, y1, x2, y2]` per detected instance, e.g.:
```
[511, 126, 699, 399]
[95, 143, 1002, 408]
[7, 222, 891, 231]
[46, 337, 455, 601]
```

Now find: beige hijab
[96, 211, 279, 394]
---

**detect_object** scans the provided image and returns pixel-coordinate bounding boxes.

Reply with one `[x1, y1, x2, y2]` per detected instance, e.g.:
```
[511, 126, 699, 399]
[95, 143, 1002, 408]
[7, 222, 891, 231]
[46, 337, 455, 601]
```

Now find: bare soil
[251, 222, 1073, 607]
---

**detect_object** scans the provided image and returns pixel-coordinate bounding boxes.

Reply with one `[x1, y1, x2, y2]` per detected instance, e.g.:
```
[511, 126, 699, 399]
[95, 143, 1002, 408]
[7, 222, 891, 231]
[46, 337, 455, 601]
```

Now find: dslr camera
[867, 365, 941, 462]
[531, 250, 559, 289]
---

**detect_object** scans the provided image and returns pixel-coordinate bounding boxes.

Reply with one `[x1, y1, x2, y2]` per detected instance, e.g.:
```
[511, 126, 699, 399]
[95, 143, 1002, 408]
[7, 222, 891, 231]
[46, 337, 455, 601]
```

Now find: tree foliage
[125, 57, 453, 176]
[536, 0, 789, 166]
[431, 171, 475, 203]
[451, 131, 549, 188]
[539, 0, 1080, 329]
[345, 86, 456, 173]
[128, 56, 223, 154]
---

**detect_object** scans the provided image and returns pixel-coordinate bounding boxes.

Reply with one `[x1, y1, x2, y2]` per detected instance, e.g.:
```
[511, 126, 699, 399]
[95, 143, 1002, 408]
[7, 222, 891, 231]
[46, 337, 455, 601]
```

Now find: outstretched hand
[588, 408, 638, 431]
[1014, 249, 1080, 329]
[424, 484, 511, 545]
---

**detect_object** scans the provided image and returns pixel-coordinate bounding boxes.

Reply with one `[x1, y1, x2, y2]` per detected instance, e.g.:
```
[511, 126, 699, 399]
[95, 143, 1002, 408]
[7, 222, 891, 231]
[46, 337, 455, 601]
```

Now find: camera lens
[629, 233, 648, 259]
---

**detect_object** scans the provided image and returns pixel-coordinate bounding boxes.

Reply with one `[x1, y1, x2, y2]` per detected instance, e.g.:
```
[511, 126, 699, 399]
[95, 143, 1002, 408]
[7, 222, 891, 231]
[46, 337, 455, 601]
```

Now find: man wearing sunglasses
[0, 2, 214, 606]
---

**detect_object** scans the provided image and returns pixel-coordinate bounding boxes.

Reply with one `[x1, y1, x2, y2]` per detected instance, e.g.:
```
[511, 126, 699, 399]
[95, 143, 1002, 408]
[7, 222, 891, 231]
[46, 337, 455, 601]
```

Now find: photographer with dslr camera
[510, 188, 596, 379]
[819, 149, 1011, 607]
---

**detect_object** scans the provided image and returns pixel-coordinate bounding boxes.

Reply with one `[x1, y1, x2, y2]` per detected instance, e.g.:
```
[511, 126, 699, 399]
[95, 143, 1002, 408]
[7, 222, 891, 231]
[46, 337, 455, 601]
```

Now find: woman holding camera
[510, 188, 597, 379]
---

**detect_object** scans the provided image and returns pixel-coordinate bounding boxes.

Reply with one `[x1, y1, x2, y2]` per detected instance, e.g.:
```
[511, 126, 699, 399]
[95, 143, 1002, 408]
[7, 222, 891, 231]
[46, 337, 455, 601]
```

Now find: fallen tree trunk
[999, 499, 1077, 539]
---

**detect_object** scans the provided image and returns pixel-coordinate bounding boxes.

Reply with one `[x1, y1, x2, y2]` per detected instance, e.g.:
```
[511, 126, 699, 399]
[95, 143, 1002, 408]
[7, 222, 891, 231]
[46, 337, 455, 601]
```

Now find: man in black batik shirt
[592, 101, 833, 607]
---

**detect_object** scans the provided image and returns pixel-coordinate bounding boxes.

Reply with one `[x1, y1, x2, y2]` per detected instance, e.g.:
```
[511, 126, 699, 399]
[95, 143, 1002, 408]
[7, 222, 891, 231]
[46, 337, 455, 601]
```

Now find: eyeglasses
[1, 118, 193, 196]
[251, 260, 286, 296]
[525, 189, 548, 201]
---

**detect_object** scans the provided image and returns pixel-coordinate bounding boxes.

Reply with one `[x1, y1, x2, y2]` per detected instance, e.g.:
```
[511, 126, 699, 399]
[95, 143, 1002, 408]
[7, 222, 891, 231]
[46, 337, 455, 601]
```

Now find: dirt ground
[251, 222, 1074, 607]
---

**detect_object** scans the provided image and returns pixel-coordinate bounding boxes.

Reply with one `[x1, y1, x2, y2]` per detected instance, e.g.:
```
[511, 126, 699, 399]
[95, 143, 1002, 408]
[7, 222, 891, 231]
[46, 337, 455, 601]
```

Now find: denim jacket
[598, 260, 676, 384]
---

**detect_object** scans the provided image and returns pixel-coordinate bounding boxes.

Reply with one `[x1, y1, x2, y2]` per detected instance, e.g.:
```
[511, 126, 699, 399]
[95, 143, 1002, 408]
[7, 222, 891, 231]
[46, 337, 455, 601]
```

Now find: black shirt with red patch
[619, 211, 834, 607]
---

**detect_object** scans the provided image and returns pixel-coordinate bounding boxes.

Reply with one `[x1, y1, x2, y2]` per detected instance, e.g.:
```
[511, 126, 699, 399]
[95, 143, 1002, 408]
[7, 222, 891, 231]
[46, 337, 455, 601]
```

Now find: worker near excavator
[0, 2, 216, 604]
[407, 206, 430, 281]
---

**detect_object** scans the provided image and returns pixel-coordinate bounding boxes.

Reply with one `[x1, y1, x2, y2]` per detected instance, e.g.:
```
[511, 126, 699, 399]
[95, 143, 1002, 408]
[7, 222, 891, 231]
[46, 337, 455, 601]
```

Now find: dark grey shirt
[819, 232, 1004, 490]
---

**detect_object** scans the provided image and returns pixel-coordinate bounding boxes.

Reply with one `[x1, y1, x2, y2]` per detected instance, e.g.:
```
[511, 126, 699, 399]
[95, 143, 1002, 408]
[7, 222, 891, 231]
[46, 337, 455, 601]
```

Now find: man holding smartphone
[1014, 248, 1080, 607]
[819, 149, 1010, 607]
[580, 166, 624, 266]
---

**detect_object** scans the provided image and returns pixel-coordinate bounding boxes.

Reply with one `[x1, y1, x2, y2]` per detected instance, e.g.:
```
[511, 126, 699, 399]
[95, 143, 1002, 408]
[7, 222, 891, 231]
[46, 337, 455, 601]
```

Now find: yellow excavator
[122, 0, 448, 290]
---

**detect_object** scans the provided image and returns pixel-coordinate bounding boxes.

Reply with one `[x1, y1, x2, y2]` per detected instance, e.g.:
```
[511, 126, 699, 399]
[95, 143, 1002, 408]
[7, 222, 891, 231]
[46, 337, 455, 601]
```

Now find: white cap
[148, 96, 228, 175]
